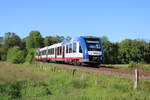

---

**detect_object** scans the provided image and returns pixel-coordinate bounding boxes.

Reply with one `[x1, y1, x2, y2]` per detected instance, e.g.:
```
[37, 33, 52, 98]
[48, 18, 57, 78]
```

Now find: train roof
[38, 36, 100, 50]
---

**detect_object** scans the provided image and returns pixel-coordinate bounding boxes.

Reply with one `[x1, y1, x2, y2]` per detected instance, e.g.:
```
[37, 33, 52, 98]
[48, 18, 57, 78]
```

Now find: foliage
[101, 37, 150, 64]
[128, 61, 138, 69]
[5, 34, 22, 48]
[118, 39, 143, 64]
[25, 31, 43, 49]
[65, 36, 72, 41]
[0, 62, 150, 100]
[7, 46, 25, 64]
[0, 45, 8, 61]
[141, 41, 150, 63]
[100, 36, 119, 64]
[0, 30, 150, 64]
[25, 48, 36, 63]
[43, 36, 65, 46]
[1, 54, 6, 61]
[44, 36, 51, 46]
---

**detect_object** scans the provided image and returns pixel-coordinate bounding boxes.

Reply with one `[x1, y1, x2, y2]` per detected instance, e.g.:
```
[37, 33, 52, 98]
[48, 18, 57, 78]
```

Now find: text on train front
[85, 38, 102, 56]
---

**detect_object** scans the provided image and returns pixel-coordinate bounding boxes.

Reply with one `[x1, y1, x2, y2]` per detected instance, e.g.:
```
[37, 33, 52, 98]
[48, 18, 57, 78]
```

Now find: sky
[0, 0, 150, 42]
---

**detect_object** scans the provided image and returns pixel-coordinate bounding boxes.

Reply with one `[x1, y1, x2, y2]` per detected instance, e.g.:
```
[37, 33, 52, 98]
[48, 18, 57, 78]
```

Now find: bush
[25, 48, 36, 63]
[128, 62, 144, 69]
[128, 61, 138, 69]
[7, 46, 25, 64]
[1, 54, 6, 61]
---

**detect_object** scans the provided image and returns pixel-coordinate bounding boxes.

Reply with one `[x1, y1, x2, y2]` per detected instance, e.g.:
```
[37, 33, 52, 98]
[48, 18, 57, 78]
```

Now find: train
[35, 36, 104, 66]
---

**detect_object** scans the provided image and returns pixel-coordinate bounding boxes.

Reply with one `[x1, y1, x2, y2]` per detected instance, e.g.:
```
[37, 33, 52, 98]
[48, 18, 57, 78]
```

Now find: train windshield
[84, 38, 101, 51]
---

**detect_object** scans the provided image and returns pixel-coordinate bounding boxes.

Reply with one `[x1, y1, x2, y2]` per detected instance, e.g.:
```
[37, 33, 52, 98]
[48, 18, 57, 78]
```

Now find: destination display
[86, 40, 100, 43]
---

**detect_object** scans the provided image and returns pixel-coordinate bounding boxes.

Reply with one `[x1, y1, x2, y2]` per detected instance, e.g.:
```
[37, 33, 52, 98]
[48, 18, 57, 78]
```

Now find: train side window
[59, 47, 60, 55]
[60, 47, 62, 55]
[45, 50, 46, 55]
[44, 50, 46, 55]
[51, 49, 52, 55]
[57, 47, 59, 55]
[42, 51, 44, 55]
[73, 43, 76, 53]
[48, 49, 50, 55]
[79, 44, 82, 53]
[66, 45, 68, 53]
[52, 48, 54, 54]
[69, 44, 72, 53]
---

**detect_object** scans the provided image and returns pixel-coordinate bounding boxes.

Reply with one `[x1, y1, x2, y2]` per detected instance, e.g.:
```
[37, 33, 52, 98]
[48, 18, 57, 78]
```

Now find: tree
[50, 36, 62, 44]
[57, 36, 65, 41]
[100, 36, 119, 64]
[0, 45, 8, 61]
[5, 34, 22, 48]
[25, 31, 43, 49]
[43, 36, 52, 46]
[25, 48, 36, 63]
[4, 32, 15, 38]
[137, 40, 150, 63]
[65, 36, 72, 41]
[7, 46, 25, 64]
[118, 39, 143, 64]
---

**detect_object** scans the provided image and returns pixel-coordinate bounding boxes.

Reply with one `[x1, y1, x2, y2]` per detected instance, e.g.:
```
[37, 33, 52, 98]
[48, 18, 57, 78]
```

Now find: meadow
[0, 62, 150, 100]
[102, 64, 150, 72]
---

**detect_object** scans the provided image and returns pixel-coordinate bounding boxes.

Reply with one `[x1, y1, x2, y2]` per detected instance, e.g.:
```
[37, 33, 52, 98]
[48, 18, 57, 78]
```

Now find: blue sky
[0, 0, 150, 42]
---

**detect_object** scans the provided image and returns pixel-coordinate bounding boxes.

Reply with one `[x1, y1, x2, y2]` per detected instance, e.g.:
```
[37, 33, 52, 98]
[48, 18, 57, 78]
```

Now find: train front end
[80, 36, 104, 65]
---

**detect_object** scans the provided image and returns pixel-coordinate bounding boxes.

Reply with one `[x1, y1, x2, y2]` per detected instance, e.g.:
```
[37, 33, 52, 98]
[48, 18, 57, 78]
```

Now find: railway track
[37, 62, 150, 82]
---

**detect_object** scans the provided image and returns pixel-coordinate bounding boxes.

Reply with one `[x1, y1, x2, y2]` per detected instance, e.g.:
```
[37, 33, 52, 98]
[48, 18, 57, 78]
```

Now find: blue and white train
[35, 36, 104, 66]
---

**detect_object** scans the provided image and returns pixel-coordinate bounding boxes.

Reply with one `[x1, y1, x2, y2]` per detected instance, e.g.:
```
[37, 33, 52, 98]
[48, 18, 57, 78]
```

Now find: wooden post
[53, 67, 56, 72]
[72, 69, 76, 77]
[134, 69, 139, 90]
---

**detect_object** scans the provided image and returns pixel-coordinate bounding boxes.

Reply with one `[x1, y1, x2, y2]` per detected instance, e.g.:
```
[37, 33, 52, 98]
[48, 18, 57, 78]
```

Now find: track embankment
[38, 62, 150, 82]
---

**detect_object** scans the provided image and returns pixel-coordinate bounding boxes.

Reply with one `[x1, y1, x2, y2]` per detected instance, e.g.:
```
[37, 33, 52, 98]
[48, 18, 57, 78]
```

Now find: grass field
[0, 62, 150, 100]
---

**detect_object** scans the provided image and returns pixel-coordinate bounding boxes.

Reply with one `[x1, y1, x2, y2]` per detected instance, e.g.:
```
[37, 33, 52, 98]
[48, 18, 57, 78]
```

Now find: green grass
[0, 62, 150, 100]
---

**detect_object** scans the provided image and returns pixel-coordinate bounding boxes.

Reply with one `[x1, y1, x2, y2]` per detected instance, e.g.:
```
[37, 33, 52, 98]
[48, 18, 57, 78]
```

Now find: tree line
[101, 36, 150, 64]
[0, 31, 150, 64]
[0, 31, 70, 63]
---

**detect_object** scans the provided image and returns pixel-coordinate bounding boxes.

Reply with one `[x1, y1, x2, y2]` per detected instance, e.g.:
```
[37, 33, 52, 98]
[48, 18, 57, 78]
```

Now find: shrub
[128, 61, 144, 69]
[7, 46, 25, 64]
[128, 61, 138, 69]
[25, 48, 36, 63]
[1, 54, 6, 61]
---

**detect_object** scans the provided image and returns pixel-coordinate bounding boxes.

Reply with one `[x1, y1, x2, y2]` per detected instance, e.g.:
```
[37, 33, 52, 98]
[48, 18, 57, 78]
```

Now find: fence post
[72, 69, 76, 77]
[134, 69, 139, 90]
